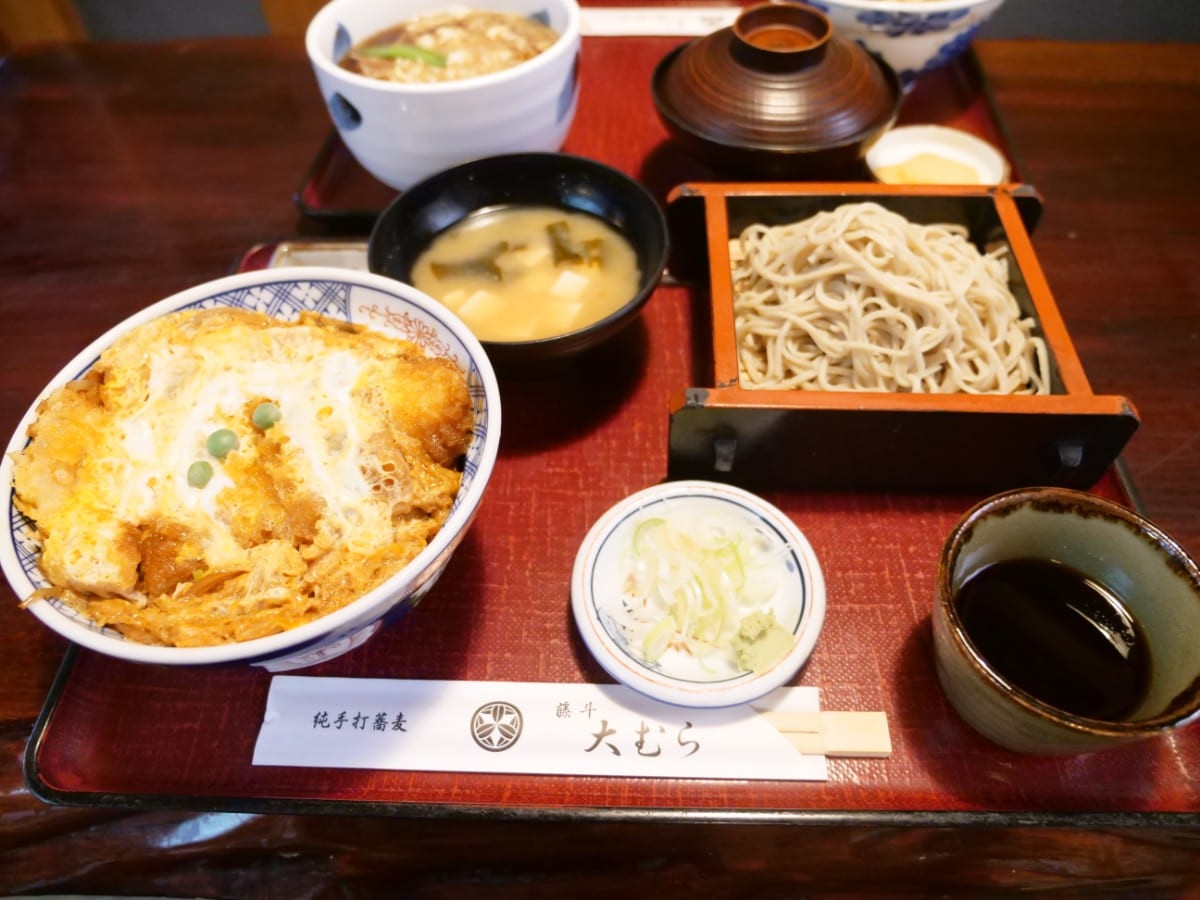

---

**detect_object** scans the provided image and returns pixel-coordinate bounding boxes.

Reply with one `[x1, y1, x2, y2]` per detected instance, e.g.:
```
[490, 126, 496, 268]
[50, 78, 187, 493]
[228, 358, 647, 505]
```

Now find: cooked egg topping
[12, 307, 473, 647]
[339, 9, 561, 84]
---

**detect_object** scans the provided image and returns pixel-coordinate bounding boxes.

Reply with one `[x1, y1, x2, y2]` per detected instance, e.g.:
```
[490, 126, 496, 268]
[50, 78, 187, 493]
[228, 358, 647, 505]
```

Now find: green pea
[206, 428, 239, 459]
[187, 460, 213, 488]
[253, 402, 282, 430]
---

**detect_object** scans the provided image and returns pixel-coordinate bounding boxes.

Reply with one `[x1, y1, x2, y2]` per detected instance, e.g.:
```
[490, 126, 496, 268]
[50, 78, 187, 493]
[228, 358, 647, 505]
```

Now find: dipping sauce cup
[933, 487, 1200, 755]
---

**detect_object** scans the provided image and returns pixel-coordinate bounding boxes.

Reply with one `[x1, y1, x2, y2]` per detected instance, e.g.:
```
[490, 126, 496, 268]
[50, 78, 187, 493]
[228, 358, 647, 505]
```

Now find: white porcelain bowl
[0, 267, 501, 671]
[305, 0, 582, 191]
[572, 481, 826, 708]
[804, 0, 1007, 83]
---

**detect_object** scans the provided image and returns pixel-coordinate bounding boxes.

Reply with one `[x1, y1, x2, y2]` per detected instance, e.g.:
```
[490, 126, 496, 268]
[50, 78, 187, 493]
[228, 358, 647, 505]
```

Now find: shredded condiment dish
[571, 480, 825, 708]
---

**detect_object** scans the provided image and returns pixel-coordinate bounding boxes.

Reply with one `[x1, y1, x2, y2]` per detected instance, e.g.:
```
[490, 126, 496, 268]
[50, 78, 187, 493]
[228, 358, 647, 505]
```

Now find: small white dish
[866, 124, 1010, 186]
[571, 480, 825, 708]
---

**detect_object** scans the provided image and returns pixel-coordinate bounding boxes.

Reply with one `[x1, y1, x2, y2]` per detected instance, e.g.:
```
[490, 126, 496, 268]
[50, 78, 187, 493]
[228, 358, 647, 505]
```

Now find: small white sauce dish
[571, 480, 826, 708]
[866, 124, 1010, 186]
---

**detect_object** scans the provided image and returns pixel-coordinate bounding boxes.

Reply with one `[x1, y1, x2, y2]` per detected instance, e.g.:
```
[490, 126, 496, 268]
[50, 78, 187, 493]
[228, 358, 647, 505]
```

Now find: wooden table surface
[1, 31, 1198, 897]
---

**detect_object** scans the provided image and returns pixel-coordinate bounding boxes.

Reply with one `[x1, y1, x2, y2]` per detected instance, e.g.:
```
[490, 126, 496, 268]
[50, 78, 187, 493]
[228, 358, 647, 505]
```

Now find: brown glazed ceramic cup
[933, 487, 1200, 755]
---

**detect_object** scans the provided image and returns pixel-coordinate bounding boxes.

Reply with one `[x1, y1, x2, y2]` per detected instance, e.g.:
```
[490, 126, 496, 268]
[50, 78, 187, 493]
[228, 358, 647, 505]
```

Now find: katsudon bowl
[367, 152, 670, 365]
[0, 268, 501, 671]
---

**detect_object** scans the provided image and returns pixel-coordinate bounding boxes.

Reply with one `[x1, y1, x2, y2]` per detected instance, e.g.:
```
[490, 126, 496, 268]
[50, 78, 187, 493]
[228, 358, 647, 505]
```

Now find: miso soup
[412, 206, 642, 343]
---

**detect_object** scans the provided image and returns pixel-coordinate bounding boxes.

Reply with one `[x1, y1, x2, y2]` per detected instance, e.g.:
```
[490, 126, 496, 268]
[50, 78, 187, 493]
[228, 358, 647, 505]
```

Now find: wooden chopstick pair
[753, 709, 892, 758]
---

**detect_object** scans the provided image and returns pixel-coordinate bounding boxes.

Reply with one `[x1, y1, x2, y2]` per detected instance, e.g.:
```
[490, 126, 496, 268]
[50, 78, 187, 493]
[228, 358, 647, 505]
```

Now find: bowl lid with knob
[651, 2, 902, 169]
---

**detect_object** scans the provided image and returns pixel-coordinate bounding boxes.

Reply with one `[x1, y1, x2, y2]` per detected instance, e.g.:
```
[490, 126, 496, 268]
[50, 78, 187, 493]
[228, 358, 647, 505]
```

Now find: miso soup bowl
[367, 152, 670, 365]
[933, 487, 1200, 755]
[305, 0, 581, 191]
[0, 268, 501, 672]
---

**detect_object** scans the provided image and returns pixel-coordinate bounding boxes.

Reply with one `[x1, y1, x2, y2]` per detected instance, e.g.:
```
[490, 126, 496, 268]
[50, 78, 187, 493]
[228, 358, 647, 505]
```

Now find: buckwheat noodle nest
[732, 202, 1050, 394]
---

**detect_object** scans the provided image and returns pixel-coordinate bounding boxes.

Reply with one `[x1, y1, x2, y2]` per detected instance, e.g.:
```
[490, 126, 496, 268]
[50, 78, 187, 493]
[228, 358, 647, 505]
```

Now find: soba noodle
[732, 202, 1049, 394]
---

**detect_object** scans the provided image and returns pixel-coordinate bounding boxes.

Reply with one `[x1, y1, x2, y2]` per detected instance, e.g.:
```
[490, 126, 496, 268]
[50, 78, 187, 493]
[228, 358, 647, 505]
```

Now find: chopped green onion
[206, 428, 239, 459]
[430, 241, 509, 282]
[619, 509, 787, 671]
[252, 402, 282, 430]
[187, 460, 213, 488]
[548, 221, 604, 267]
[358, 44, 447, 67]
[632, 516, 666, 554]
[642, 616, 676, 663]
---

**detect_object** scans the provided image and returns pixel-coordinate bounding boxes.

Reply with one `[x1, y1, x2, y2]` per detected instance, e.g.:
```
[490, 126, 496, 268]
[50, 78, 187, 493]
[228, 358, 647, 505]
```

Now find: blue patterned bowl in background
[799, 0, 1007, 83]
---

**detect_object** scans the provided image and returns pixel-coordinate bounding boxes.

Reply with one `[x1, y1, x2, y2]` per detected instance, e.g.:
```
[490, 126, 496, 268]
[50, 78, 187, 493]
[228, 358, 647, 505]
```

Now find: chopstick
[754, 710, 892, 758]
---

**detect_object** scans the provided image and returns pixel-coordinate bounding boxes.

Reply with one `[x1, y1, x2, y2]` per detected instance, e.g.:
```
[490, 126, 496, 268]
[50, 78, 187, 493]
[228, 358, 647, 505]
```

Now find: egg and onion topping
[11, 308, 473, 647]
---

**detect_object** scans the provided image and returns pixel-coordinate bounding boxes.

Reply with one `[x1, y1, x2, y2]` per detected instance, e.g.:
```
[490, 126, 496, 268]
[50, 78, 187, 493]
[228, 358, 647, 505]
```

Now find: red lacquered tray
[24, 273, 1199, 822]
[25, 401, 1197, 822]
[294, 38, 1021, 228]
[24, 39, 1199, 823]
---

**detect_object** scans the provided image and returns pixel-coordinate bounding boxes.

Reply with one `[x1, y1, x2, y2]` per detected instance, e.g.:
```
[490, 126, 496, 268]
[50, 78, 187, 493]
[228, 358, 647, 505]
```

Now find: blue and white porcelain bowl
[306, 0, 582, 191]
[800, 0, 1006, 83]
[0, 268, 501, 671]
[572, 481, 826, 708]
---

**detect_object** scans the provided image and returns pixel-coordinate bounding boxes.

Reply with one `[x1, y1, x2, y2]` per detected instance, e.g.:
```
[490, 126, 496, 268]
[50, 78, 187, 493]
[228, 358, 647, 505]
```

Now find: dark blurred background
[3, 0, 1198, 45]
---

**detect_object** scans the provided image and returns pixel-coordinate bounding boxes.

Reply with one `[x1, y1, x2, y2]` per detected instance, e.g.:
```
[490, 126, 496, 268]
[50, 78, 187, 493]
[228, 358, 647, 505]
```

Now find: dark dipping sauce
[955, 558, 1151, 721]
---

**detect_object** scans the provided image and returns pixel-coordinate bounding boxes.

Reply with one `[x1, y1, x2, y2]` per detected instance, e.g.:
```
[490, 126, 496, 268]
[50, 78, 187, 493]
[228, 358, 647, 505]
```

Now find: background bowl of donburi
[306, 0, 582, 190]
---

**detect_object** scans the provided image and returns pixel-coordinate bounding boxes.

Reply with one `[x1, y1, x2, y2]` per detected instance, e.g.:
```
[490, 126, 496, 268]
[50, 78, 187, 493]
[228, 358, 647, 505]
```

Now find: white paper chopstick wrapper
[579, 7, 740, 36]
[253, 678, 839, 780]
